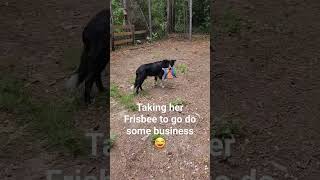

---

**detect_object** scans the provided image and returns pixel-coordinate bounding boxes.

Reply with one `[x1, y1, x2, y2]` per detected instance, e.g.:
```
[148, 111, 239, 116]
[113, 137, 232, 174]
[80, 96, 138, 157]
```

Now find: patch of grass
[176, 64, 188, 74]
[221, 10, 242, 34]
[151, 133, 165, 143]
[32, 102, 87, 155]
[62, 47, 82, 70]
[0, 76, 36, 124]
[110, 84, 121, 98]
[0, 75, 88, 156]
[104, 133, 118, 152]
[120, 94, 138, 111]
[212, 113, 244, 140]
[110, 83, 138, 111]
[170, 97, 187, 106]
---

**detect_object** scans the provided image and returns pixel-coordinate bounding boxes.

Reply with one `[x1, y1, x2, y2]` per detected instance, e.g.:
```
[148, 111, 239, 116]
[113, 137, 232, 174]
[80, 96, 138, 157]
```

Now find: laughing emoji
[154, 137, 166, 149]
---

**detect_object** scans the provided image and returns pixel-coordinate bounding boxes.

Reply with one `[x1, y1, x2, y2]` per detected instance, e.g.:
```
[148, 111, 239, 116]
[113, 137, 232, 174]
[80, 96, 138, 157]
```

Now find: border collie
[66, 9, 110, 104]
[133, 59, 176, 94]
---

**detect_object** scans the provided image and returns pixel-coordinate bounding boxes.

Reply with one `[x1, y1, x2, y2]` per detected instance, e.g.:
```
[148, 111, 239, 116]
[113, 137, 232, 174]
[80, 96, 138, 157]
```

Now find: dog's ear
[170, 59, 176, 66]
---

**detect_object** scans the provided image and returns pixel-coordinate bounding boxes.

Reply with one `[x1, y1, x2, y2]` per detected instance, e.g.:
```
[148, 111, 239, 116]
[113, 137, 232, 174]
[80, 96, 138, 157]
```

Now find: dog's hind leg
[139, 75, 147, 91]
[84, 73, 95, 104]
[158, 75, 165, 88]
[160, 80, 164, 88]
[154, 76, 158, 86]
[135, 75, 146, 94]
[95, 74, 106, 92]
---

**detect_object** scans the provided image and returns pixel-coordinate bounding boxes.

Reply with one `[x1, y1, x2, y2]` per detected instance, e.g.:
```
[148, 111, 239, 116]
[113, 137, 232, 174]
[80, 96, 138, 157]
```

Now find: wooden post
[132, 25, 135, 44]
[148, 0, 152, 41]
[189, 0, 192, 41]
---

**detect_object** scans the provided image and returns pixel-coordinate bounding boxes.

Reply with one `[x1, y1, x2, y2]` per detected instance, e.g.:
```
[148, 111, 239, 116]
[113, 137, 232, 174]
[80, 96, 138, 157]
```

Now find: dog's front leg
[85, 73, 95, 104]
[160, 75, 165, 88]
[160, 79, 165, 88]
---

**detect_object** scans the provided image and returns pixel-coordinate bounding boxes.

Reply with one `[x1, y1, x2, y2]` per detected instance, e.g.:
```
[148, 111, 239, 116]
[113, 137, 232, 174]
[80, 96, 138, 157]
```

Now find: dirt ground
[212, 0, 320, 179]
[0, 0, 108, 179]
[110, 37, 210, 179]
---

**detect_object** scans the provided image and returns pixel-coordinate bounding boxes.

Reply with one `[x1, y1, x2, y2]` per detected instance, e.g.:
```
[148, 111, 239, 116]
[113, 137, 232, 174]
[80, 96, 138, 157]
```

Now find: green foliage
[0, 75, 88, 156]
[151, 133, 165, 143]
[33, 102, 87, 155]
[110, 0, 210, 40]
[170, 97, 187, 106]
[212, 113, 244, 140]
[176, 63, 188, 74]
[174, 0, 210, 33]
[104, 133, 118, 151]
[110, 83, 138, 111]
[151, 0, 167, 39]
[192, 0, 210, 33]
[221, 10, 241, 34]
[0, 76, 33, 115]
[134, 0, 167, 39]
[112, 0, 124, 25]
[174, 0, 187, 33]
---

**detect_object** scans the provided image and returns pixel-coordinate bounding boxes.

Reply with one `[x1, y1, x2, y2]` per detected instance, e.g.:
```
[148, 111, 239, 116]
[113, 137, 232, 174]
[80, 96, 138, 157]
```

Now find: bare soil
[0, 0, 108, 179]
[212, 0, 320, 179]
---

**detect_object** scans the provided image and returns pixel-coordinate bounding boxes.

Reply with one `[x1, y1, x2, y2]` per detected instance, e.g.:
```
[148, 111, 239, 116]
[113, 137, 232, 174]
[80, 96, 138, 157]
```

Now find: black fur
[74, 9, 110, 103]
[134, 59, 176, 94]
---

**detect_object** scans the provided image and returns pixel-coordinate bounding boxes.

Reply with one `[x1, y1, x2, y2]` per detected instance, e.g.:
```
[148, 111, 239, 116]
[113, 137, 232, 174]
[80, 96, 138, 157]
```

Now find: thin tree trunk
[189, 0, 192, 40]
[110, 1, 114, 50]
[148, 0, 152, 40]
[184, 0, 187, 36]
[123, 0, 129, 25]
[171, 0, 175, 32]
[166, 0, 170, 35]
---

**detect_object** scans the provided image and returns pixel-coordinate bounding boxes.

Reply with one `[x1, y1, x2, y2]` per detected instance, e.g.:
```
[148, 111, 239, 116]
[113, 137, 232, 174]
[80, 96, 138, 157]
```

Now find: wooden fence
[112, 25, 147, 50]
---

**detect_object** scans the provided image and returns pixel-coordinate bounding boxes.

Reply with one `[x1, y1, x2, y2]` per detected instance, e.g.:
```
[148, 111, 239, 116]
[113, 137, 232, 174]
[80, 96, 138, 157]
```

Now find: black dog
[133, 59, 176, 94]
[66, 9, 110, 103]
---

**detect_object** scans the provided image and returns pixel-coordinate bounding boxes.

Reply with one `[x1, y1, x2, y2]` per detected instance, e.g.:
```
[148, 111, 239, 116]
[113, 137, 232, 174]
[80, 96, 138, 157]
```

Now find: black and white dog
[133, 59, 176, 94]
[66, 9, 110, 104]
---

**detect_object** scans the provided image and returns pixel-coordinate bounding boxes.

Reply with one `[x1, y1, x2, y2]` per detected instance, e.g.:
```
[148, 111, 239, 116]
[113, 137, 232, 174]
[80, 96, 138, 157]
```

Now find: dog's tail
[65, 73, 79, 89]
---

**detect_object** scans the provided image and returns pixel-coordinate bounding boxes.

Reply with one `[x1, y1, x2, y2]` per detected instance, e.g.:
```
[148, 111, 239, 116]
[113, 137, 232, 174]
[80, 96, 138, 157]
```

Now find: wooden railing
[112, 25, 147, 50]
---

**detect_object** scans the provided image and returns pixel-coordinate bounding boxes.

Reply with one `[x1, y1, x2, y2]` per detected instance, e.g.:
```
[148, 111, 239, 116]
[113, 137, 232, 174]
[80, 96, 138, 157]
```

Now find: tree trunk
[166, 0, 170, 35]
[189, 0, 192, 40]
[171, 0, 175, 32]
[110, 2, 114, 51]
[122, 0, 129, 25]
[148, 0, 152, 40]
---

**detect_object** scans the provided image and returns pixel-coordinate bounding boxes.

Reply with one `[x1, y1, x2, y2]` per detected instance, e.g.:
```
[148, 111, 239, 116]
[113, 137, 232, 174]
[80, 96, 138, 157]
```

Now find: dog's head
[162, 59, 176, 68]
